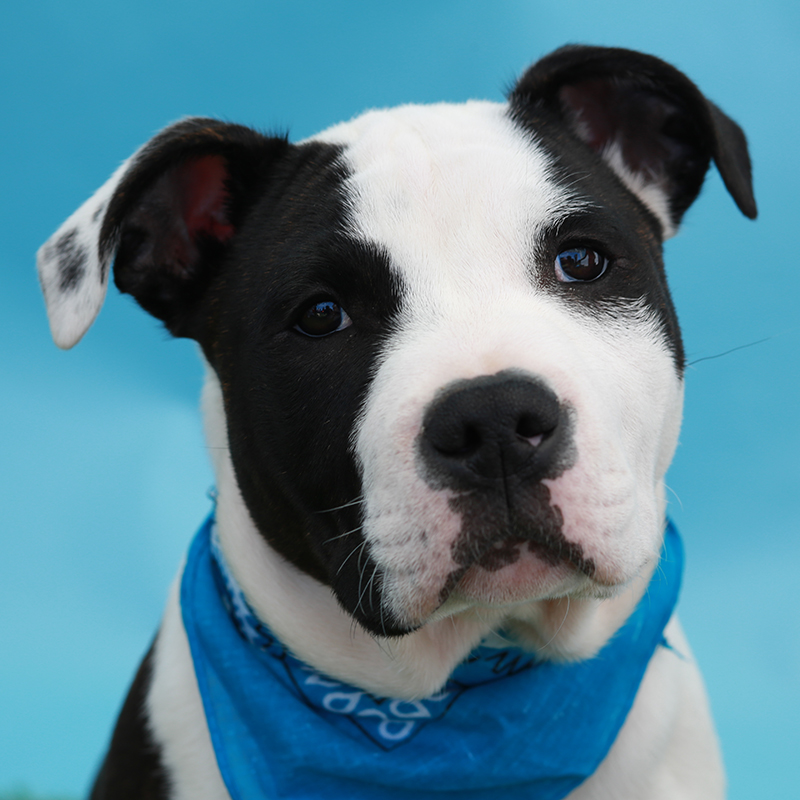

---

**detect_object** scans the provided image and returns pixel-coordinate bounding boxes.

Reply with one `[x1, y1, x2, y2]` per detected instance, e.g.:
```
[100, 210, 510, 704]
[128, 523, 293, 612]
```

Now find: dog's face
[38, 47, 755, 643]
[309, 100, 684, 637]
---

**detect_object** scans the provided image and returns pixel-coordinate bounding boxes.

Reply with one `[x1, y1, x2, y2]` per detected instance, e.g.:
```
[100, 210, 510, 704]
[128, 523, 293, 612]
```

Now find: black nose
[419, 372, 567, 489]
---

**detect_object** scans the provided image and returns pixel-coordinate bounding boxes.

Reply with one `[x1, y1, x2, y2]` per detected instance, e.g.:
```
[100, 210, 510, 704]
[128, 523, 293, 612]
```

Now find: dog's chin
[455, 550, 592, 605]
[447, 549, 622, 613]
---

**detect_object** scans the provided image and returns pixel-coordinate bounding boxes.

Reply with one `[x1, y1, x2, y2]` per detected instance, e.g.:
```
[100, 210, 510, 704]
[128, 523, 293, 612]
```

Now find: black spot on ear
[53, 228, 89, 292]
[92, 200, 107, 224]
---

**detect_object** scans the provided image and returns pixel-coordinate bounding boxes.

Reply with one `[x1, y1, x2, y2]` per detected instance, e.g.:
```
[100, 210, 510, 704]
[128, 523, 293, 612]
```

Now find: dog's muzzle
[417, 371, 585, 580]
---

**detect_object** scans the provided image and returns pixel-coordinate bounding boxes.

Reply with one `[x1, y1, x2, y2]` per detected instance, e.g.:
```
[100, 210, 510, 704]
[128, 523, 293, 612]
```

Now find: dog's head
[39, 46, 755, 649]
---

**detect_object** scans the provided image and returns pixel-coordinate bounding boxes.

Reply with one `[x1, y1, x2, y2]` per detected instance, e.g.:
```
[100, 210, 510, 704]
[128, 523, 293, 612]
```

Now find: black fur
[508, 100, 679, 367]
[93, 49, 760, 634]
[507, 45, 758, 374]
[104, 118, 290, 331]
[100, 121, 406, 634]
[90, 644, 168, 800]
[51, 228, 89, 292]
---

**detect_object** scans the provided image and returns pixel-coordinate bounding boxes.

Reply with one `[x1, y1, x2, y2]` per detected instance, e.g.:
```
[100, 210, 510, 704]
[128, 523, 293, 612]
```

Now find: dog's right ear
[37, 118, 288, 348]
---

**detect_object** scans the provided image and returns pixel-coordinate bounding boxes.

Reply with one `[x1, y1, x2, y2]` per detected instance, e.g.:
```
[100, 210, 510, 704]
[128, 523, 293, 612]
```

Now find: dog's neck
[202, 368, 655, 700]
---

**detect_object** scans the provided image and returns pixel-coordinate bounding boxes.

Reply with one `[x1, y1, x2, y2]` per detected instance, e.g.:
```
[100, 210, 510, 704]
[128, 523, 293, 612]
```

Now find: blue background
[2, 2, 797, 797]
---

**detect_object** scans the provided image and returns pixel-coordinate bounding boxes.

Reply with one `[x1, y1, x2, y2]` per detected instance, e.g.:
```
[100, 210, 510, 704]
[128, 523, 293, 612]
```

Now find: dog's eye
[294, 300, 353, 338]
[555, 247, 609, 283]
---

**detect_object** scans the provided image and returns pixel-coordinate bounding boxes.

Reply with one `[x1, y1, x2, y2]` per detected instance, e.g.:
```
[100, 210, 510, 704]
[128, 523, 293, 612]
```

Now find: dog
[38, 45, 755, 800]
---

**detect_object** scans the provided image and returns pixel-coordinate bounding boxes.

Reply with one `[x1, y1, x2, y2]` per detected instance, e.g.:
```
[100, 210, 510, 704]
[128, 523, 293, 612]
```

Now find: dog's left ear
[509, 45, 757, 234]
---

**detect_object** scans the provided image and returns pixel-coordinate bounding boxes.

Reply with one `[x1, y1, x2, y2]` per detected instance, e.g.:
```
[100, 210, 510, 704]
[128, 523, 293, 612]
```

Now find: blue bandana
[181, 514, 683, 799]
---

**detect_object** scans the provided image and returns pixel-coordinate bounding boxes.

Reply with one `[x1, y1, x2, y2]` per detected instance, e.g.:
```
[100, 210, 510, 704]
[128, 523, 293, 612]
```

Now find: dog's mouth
[439, 478, 596, 595]
[343, 474, 624, 637]
[433, 528, 597, 609]
[476, 532, 596, 577]
[345, 523, 612, 638]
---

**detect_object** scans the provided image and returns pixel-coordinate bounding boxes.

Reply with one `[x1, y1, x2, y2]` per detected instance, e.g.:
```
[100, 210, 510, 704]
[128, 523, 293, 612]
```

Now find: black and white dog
[38, 46, 755, 800]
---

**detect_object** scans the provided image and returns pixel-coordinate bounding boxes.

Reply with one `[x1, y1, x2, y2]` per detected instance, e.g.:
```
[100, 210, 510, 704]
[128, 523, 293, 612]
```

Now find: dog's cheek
[545, 316, 684, 582]
[365, 488, 463, 625]
[356, 399, 466, 625]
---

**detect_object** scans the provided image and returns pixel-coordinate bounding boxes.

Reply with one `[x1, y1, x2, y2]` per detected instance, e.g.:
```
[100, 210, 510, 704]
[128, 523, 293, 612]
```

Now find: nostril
[430, 422, 482, 457]
[515, 413, 555, 447]
[518, 431, 544, 447]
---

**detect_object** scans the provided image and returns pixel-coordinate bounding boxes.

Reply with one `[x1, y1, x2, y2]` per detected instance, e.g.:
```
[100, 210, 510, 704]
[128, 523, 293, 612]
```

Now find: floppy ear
[37, 118, 288, 348]
[509, 45, 757, 236]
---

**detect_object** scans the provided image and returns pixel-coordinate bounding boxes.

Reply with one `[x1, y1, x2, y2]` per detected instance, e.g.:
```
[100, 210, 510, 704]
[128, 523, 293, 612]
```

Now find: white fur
[202, 368, 503, 700]
[149, 370, 719, 798]
[141, 101, 721, 798]
[37, 158, 131, 348]
[601, 141, 677, 238]
[147, 578, 229, 800]
[195, 104, 686, 696]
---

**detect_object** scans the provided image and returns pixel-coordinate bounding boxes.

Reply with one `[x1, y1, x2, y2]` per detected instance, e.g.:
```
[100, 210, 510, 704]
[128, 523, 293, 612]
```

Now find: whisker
[323, 525, 364, 545]
[337, 539, 368, 576]
[314, 496, 366, 515]
[373, 632, 395, 660]
[664, 482, 683, 511]
[540, 596, 571, 651]
[357, 563, 380, 617]
[686, 335, 774, 367]
[482, 620, 516, 647]
[379, 594, 388, 639]
[355, 544, 367, 612]
[349, 615, 361, 642]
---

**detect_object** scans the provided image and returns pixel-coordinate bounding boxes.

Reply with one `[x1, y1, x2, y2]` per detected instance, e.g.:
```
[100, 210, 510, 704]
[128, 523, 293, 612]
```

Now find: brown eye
[555, 247, 609, 282]
[294, 300, 353, 337]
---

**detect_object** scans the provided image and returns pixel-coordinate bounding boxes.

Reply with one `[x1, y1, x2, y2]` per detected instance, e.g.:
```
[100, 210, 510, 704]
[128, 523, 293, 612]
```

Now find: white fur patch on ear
[601, 141, 677, 239]
[37, 159, 130, 349]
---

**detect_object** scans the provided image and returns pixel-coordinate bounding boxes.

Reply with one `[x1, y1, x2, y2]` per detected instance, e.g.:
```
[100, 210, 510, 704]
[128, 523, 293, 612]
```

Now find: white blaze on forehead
[311, 101, 593, 621]
[313, 101, 582, 308]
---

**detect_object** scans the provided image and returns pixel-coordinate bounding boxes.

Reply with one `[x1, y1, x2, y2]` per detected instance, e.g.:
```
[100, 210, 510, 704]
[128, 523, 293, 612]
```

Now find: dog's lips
[412, 539, 594, 621]
[453, 545, 581, 605]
